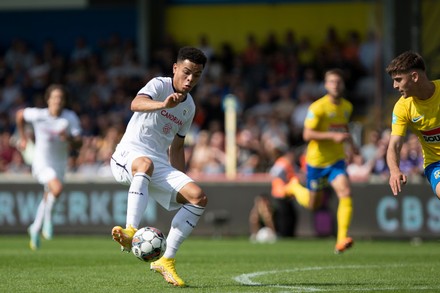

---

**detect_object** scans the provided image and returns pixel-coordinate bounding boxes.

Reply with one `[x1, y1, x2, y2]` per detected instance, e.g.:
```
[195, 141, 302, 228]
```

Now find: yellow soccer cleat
[111, 225, 137, 252]
[334, 237, 354, 254]
[150, 257, 186, 287]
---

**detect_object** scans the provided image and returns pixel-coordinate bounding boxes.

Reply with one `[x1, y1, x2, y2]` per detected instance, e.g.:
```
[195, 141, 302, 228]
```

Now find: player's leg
[305, 164, 326, 210]
[28, 167, 59, 249]
[163, 182, 207, 258]
[425, 162, 440, 199]
[151, 180, 207, 287]
[331, 173, 353, 254]
[42, 177, 63, 240]
[28, 189, 47, 250]
[435, 182, 440, 200]
[285, 177, 311, 209]
[111, 152, 152, 251]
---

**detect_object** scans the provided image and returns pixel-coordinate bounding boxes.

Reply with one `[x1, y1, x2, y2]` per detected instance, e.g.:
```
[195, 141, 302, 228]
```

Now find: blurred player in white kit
[16, 84, 82, 250]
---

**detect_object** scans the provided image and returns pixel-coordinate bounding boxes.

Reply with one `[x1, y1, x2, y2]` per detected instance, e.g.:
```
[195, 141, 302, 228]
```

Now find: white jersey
[23, 107, 81, 172]
[117, 77, 196, 163]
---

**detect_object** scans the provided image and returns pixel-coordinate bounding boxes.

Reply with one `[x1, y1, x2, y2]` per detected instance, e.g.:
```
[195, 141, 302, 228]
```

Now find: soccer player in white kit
[110, 47, 208, 287]
[15, 84, 82, 250]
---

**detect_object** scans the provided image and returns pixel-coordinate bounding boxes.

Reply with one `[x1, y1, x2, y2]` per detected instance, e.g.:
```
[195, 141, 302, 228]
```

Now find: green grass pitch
[1, 235, 439, 292]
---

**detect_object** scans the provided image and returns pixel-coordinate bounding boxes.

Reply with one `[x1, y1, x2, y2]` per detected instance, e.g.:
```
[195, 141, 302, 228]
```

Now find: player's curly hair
[386, 51, 426, 76]
[44, 84, 68, 102]
[177, 46, 207, 67]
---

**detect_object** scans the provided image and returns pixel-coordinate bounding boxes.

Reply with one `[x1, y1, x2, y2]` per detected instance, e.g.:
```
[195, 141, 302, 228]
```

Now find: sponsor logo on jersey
[421, 127, 440, 143]
[160, 110, 183, 126]
[328, 124, 347, 132]
[163, 123, 172, 135]
[411, 115, 424, 123]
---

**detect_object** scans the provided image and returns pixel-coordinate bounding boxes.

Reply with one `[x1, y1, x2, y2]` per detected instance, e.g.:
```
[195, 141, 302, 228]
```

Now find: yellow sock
[285, 179, 310, 209]
[337, 197, 353, 242]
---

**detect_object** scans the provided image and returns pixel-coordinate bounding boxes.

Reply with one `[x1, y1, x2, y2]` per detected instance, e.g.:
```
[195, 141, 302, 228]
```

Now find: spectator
[236, 128, 262, 173]
[70, 36, 92, 62]
[0, 132, 18, 172]
[290, 91, 314, 145]
[346, 153, 375, 183]
[269, 147, 299, 237]
[296, 66, 323, 100]
[203, 130, 226, 175]
[0, 75, 22, 112]
[371, 129, 391, 181]
[359, 30, 380, 75]
[360, 128, 381, 163]
[187, 130, 212, 175]
[399, 134, 424, 182]
[272, 83, 296, 123]
[197, 34, 215, 61]
[4, 38, 35, 70]
[6, 149, 30, 174]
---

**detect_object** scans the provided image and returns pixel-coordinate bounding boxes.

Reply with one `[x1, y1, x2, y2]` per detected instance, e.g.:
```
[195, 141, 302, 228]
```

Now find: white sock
[31, 196, 46, 233]
[44, 193, 56, 224]
[126, 173, 150, 229]
[163, 204, 205, 259]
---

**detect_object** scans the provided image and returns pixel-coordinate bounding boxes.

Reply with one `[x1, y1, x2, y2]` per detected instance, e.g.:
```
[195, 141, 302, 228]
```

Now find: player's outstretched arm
[131, 93, 185, 112]
[15, 109, 28, 151]
[386, 135, 407, 196]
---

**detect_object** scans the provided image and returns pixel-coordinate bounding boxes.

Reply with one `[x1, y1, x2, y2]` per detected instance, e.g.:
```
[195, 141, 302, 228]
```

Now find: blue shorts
[306, 160, 347, 192]
[424, 161, 440, 195]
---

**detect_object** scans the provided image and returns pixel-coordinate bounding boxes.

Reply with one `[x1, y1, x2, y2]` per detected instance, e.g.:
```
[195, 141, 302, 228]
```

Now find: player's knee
[132, 157, 154, 175]
[335, 185, 351, 198]
[192, 190, 208, 207]
[49, 179, 63, 196]
[180, 183, 208, 207]
[435, 184, 440, 200]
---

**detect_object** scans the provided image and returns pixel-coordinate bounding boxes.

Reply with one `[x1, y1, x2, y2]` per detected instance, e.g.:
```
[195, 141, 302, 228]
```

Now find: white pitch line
[233, 264, 438, 292]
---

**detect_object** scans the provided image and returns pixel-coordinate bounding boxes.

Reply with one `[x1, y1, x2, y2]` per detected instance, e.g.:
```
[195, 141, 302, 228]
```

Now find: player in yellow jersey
[302, 68, 357, 254]
[386, 51, 440, 199]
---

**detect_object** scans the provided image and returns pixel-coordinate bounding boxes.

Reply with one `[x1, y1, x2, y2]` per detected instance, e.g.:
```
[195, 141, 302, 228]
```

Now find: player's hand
[16, 138, 27, 151]
[333, 132, 351, 143]
[389, 171, 407, 196]
[164, 93, 185, 108]
[58, 129, 69, 141]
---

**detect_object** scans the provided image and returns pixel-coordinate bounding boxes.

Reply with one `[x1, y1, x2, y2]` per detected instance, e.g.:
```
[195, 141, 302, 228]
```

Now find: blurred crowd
[0, 27, 425, 183]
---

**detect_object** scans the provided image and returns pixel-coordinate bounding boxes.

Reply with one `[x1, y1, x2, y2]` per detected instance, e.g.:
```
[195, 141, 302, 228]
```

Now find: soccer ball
[255, 227, 277, 244]
[132, 227, 167, 262]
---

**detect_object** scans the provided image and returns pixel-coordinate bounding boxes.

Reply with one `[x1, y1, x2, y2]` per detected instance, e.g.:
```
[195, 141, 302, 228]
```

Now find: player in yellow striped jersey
[302, 68, 358, 254]
[386, 51, 440, 199]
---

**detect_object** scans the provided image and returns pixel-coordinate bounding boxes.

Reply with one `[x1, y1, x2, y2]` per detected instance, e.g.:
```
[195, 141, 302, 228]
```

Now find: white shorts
[110, 148, 193, 211]
[32, 165, 64, 186]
